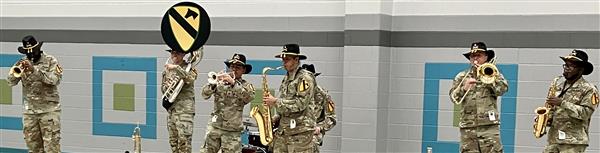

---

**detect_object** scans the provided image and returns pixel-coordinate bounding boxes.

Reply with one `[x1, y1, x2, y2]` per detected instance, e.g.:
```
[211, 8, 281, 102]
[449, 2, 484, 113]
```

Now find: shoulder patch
[327, 97, 335, 112]
[592, 92, 598, 105]
[298, 80, 309, 92]
[56, 64, 63, 74]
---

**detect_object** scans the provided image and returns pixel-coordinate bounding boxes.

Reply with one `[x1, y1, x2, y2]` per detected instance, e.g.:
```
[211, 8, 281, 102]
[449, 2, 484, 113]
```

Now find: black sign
[161, 2, 211, 53]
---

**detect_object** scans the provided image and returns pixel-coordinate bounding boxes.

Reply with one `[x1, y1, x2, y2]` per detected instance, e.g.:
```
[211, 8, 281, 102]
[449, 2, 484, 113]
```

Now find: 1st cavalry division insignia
[161, 2, 211, 53]
[298, 80, 309, 92]
[592, 92, 599, 105]
[56, 65, 63, 74]
[327, 98, 335, 112]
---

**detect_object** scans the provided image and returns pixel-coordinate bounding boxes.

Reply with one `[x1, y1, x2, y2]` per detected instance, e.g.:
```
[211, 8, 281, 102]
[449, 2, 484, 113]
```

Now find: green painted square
[453, 104, 462, 127]
[113, 83, 135, 111]
[251, 88, 276, 114]
[0, 79, 12, 105]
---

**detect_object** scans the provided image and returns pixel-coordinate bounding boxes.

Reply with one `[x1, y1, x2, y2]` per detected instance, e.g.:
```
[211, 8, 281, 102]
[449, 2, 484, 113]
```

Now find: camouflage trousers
[272, 131, 315, 153]
[167, 113, 194, 153]
[23, 111, 61, 153]
[460, 125, 503, 153]
[543, 144, 587, 153]
[199, 125, 241, 153]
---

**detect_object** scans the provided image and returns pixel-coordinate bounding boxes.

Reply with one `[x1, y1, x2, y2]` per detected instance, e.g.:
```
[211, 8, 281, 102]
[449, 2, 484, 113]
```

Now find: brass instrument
[9, 60, 25, 78]
[250, 66, 282, 145]
[534, 76, 561, 138]
[451, 57, 498, 104]
[126, 124, 141, 153]
[207, 69, 235, 85]
[162, 49, 204, 103]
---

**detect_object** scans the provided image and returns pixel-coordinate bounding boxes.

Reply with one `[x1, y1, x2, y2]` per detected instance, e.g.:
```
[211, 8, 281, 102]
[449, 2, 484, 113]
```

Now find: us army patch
[327, 98, 335, 112]
[298, 80, 309, 92]
[56, 65, 63, 74]
[592, 92, 599, 105]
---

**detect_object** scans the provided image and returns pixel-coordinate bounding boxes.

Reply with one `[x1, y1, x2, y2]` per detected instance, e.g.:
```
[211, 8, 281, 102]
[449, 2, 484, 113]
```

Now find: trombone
[451, 57, 498, 105]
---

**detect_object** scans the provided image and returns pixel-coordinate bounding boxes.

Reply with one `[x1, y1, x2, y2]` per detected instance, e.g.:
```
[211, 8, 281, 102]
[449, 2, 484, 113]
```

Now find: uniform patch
[298, 80, 309, 92]
[592, 92, 599, 105]
[55, 65, 63, 74]
[327, 98, 335, 112]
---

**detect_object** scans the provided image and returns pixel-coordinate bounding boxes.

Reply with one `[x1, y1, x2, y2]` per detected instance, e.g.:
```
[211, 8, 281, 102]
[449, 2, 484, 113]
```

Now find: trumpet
[534, 76, 561, 138]
[207, 69, 235, 85]
[9, 60, 25, 78]
[452, 57, 498, 105]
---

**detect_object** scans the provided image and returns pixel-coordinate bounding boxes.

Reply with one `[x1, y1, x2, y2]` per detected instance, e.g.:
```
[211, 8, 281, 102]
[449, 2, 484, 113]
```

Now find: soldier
[7, 35, 63, 152]
[263, 44, 316, 153]
[542, 50, 598, 153]
[301, 64, 337, 153]
[161, 48, 198, 153]
[200, 53, 256, 153]
[449, 42, 508, 153]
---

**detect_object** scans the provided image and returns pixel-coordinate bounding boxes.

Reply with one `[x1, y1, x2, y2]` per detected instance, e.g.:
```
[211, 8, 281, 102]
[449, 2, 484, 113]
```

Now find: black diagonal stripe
[168, 8, 198, 38]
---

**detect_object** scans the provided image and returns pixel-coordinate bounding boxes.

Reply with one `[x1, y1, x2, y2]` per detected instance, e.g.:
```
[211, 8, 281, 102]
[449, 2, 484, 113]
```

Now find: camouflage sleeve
[231, 81, 255, 105]
[276, 74, 315, 115]
[449, 71, 467, 104]
[318, 94, 337, 132]
[29, 57, 62, 86]
[560, 87, 597, 121]
[160, 71, 168, 93]
[174, 66, 197, 84]
[487, 72, 509, 96]
[201, 83, 216, 100]
[6, 60, 22, 86]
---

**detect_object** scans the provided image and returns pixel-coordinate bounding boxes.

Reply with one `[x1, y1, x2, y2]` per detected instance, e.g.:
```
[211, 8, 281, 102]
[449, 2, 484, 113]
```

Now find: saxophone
[129, 124, 141, 153]
[533, 76, 561, 138]
[250, 66, 282, 145]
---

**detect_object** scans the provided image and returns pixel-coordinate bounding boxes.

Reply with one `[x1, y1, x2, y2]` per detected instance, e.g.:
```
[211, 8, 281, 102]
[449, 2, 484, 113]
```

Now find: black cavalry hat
[560, 49, 594, 75]
[224, 53, 252, 74]
[462, 41, 495, 62]
[275, 44, 307, 60]
[17, 35, 43, 54]
[301, 64, 321, 77]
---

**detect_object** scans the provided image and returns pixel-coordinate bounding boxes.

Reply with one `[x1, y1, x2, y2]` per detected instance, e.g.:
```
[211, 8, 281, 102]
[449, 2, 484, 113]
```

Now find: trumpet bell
[9, 65, 23, 78]
[207, 71, 218, 85]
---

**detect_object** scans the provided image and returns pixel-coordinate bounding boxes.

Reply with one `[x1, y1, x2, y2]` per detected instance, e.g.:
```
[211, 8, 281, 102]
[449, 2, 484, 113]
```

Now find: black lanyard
[558, 79, 577, 98]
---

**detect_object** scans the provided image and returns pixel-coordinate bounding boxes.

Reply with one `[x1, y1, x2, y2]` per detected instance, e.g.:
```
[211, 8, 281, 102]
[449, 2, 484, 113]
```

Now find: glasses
[229, 64, 244, 69]
[562, 64, 578, 69]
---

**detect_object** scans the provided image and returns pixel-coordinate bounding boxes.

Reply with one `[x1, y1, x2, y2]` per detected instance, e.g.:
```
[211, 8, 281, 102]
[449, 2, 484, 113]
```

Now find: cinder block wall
[1, 0, 598, 152]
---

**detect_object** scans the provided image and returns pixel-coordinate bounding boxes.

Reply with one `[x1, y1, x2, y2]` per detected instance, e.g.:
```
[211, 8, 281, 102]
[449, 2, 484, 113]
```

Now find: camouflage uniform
[310, 85, 337, 153]
[543, 77, 597, 153]
[272, 67, 316, 153]
[449, 67, 508, 153]
[7, 53, 63, 153]
[161, 62, 197, 153]
[199, 79, 255, 153]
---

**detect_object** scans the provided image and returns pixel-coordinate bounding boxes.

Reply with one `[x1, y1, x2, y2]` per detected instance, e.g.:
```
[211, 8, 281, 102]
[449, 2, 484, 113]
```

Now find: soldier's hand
[21, 60, 33, 72]
[263, 94, 277, 107]
[165, 64, 178, 70]
[462, 78, 477, 90]
[314, 127, 321, 135]
[546, 97, 562, 106]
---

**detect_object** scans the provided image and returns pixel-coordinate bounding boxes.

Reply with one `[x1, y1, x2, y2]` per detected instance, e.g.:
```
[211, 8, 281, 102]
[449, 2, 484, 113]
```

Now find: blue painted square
[421, 63, 517, 153]
[92, 56, 157, 139]
[0, 54, 24, 130]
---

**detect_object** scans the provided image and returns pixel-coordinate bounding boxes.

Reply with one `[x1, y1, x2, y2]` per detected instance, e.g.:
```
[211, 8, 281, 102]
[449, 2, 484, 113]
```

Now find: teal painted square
[113, 83, 135, 111]
[0, 79, 12, 105]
